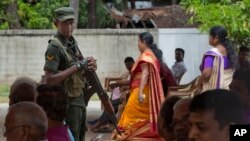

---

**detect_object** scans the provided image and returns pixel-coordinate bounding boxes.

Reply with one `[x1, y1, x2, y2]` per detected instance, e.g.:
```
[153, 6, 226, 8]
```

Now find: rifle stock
[84, 70, 121, 134]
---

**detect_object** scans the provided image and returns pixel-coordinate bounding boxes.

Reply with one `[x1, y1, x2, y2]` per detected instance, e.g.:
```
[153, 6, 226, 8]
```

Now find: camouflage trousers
[66, 105, 86, 141]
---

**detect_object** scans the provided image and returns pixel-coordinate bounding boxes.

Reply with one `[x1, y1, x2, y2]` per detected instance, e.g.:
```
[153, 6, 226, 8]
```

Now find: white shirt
[171, 61, 187, 80]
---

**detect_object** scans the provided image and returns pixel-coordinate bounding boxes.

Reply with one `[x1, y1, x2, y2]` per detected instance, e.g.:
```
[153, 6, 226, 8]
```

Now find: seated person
[189, 89, 244, 141]
[104, 56, 134, 92]
[88, 57, 134, 132]
[230, 69, 250, 124]
[4, 102, 47, 141]
[158, 96, 181, 141]
[36, 84, 72, 141]
[9, 76, 38, 106]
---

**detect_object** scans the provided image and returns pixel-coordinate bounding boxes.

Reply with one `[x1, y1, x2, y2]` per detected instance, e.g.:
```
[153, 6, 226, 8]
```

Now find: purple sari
[200, 48, 234, 91]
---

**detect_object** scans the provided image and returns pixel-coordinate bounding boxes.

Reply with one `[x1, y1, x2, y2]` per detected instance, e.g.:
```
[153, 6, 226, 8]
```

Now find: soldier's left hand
[87, 56, 97, 70]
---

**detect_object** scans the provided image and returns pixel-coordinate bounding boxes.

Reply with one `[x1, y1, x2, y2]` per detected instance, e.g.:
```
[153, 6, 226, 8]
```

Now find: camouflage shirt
[44, 32, 85, 107]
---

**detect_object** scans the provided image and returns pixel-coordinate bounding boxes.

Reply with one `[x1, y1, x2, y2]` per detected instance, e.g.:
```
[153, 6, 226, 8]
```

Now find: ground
[0, 101, 113, 141]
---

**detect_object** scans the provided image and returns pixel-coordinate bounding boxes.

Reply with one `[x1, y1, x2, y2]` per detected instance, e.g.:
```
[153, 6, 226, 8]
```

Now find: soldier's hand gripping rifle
[84, 70, 121, 135]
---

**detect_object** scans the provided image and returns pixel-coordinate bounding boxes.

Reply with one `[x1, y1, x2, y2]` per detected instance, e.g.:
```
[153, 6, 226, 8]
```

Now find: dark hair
[160, 96, 181, 130]
[124, 56, 134, 63]
[36, 84, 68, 122]
[190, 89, 244, 128]
[175, 48, 185, 57]
[233, 69, 250, 94]
[239, 46, 249, 53]
[209, 26, 237, 68]
[139, 32, 163, 64]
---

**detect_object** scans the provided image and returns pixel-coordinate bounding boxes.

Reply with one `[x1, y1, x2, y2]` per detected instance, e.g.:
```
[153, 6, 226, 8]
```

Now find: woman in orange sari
[112, 32, 165, 140]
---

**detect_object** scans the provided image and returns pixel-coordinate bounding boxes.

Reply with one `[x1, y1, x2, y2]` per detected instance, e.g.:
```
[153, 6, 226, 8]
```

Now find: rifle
[84, 70, 121, 134]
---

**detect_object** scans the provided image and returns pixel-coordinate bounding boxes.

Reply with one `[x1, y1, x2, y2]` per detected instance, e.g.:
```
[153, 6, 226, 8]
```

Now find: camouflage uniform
[44, 7, 86, 141]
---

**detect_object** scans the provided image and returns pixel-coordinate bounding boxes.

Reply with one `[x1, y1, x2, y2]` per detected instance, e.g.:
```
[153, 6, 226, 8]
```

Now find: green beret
[54, 7, 76, 22]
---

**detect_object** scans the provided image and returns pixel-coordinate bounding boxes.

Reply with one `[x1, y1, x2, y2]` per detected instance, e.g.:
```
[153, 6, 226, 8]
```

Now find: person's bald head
[173, 98, 192, 111]
[172, 98, 192, 141]
[4, 102, 47, 141]
[9, 77, 38, 106]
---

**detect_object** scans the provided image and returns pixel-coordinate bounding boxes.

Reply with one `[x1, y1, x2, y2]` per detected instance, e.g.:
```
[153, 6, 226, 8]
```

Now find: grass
[0, 84, 10, 103]
[0, 84, 104, 103]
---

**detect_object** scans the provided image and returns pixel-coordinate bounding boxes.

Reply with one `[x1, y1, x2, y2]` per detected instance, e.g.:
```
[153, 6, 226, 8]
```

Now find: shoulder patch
[47, 55, 54, 60]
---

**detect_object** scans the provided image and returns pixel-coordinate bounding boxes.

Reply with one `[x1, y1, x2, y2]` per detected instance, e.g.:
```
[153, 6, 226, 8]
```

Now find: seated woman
[36, 84, 73, 141]
[112, 32, 165, 140]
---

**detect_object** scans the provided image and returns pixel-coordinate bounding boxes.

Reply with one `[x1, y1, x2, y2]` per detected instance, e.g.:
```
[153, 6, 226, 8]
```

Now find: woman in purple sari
[197, 26, 237, 92]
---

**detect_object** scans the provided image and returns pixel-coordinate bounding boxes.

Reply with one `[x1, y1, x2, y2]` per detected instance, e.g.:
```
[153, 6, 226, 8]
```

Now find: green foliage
[0, 21, 9, 29]
[181, 0, 250, 47]
[0, 0, 12, 29]
[78, 0, 115, 28]
[17, 0, 69, 29]
[77, 0, 88, 28]
[96, 0, 115, 28]
[1, 0, 115, 29]
[0, 0, 68, 29]
[27, 17, 50, 29]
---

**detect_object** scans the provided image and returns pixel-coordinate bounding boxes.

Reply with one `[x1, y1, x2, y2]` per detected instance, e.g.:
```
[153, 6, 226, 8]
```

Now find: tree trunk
[70, 0, 80, 29]
[131, 0, 136, 9]
[87, 0, 97, 28]
[6, 0, 22, 29]
[123, 0, 128, 10]
[172, 0, 178, 5]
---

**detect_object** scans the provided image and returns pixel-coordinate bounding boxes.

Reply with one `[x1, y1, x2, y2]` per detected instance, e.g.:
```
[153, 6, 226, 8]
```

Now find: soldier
[43, 7, 96, 141]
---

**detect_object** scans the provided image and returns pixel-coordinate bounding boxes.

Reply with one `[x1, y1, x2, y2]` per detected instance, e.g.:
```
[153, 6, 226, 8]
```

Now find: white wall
[0, 29, 210, 85]
[158, 28, 211, 84]
[0, 29, 156, 84]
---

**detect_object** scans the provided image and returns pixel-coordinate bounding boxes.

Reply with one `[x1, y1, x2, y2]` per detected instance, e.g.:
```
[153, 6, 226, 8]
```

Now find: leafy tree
[6, 0, 22, 29]
[18, 0, 68, 29]
[0, 0, 114, 29]
[181, 0, 250, 47]
[0, 0, 68, 29]
[0, 0, 19, 29]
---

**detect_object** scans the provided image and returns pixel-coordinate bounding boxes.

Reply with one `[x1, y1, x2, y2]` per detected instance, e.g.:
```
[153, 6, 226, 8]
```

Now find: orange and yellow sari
[112, 49, 165, 140]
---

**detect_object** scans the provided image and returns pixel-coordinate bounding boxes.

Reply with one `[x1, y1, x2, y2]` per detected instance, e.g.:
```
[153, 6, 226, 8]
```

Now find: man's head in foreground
[4, 102, 47, 141]
[189, 89, 244, 141]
